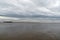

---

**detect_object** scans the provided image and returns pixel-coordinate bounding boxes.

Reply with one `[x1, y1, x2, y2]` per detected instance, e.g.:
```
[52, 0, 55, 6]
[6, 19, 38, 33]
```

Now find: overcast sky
[0, 0, 60, 18]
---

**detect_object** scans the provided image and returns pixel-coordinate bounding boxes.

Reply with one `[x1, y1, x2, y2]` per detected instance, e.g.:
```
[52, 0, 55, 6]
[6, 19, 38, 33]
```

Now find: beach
[0, 22, 60, 40]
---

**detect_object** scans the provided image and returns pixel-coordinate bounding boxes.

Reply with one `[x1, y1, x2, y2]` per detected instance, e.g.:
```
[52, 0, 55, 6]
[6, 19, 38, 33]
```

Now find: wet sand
[0, 22, 60, 40]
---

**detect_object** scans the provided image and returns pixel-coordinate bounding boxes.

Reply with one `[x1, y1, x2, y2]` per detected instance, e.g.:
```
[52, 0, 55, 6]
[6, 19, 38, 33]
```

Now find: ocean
[0, 22, 60, 40]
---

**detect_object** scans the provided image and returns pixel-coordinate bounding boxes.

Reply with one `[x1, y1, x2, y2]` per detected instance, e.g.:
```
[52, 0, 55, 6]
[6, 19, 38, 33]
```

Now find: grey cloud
[32, 0, 49, 7]
[0, 0, 60, 18]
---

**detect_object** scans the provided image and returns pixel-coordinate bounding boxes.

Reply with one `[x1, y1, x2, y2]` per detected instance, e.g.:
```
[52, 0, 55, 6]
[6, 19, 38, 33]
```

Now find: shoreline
[2, 20, 60, 23]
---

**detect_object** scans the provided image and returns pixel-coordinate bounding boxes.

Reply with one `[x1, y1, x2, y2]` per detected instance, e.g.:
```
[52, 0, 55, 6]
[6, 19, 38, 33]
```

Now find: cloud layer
[0, 0, 60, 18]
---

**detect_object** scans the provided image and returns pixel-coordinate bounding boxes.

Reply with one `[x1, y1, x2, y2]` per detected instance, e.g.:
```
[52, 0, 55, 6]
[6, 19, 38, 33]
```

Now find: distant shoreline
[1, 21, 60, 23]
[0, 19, 60, 23]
